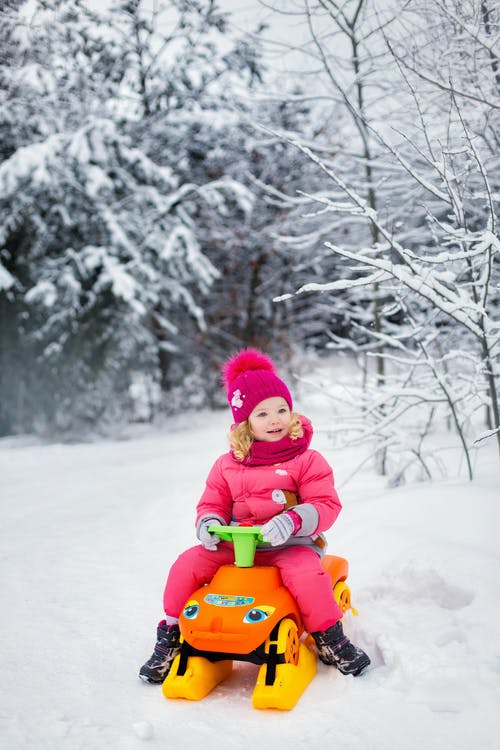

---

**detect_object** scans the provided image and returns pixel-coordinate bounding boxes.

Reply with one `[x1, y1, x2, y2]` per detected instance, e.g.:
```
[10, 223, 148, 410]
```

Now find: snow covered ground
[1, 387, 499, 749]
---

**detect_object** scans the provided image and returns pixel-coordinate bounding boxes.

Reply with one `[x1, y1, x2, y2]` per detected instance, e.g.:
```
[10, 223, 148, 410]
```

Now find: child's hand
[197, 518, 222, 551]
[260, 513, 295, 546]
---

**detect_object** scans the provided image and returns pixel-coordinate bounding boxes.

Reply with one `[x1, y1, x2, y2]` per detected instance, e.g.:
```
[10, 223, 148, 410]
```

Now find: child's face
[248, 397, 292, 442]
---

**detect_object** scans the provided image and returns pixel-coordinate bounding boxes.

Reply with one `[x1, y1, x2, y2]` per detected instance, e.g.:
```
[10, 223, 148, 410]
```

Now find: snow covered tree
[254, 0, 412, 472]
[0, 0, 258, 435]
[262, 0, 499, 478]
[195, 94, 340, 384]
[93, 0, 268, 402]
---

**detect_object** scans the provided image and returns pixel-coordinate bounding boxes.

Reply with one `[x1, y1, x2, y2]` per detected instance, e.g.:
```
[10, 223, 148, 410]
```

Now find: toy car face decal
[204, 594, 254, 607]
[183, 599, 200, 619]
[243, 605, 275, 624]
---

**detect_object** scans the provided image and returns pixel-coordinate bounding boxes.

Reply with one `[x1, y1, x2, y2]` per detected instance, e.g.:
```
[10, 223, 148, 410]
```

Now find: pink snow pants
[163, 542, 343, 634]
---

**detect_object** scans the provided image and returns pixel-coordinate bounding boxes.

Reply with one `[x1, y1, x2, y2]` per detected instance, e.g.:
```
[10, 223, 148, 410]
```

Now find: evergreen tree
[0, 0, 259, 434]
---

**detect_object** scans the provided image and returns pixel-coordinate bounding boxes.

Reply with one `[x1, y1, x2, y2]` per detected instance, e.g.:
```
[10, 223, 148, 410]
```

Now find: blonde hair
[229, 412, 304, 461]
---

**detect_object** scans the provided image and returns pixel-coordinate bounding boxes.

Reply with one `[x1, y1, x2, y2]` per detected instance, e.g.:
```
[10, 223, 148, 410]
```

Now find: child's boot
[139, 621, 181, 683]
[312, 621, 370, 675]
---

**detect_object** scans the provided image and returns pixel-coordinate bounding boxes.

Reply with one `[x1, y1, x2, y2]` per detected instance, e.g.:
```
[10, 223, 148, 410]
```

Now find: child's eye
[278, 408, 287, 414]
[256, 411, 267, 418]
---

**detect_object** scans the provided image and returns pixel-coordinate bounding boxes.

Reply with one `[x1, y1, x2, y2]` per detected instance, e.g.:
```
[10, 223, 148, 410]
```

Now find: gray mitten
[260, 513, 295, 546]
[197, 518, 222, 551]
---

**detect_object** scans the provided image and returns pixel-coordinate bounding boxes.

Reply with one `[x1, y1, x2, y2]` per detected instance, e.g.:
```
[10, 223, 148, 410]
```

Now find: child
[139, 349, 370, 683]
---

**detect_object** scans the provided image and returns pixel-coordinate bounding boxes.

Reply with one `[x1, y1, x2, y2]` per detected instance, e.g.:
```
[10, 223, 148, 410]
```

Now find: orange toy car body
[162, 526, 355, 710]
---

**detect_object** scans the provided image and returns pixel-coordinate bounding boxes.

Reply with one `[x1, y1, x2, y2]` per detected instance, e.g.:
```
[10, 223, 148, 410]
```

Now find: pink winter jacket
[195, 442, 342, 556]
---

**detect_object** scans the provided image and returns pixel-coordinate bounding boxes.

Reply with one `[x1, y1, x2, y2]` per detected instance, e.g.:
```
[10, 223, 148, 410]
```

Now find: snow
[0, 396, 499, 750]
[0, 262, 15, 291]
[0, 136, 60, 195]
[24, 280, 57, 307]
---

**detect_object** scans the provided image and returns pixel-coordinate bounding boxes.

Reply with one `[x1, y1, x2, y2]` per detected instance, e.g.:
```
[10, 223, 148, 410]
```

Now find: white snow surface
[1, 402, 499, 750]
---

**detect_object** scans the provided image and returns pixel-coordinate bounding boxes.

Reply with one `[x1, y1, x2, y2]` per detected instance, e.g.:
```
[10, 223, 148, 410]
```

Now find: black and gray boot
[139, 621, 181, 684]
[312, 621, 370, 676]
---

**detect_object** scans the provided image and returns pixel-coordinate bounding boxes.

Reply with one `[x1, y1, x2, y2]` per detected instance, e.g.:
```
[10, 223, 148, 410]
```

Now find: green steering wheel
[207, 525, 267, 567]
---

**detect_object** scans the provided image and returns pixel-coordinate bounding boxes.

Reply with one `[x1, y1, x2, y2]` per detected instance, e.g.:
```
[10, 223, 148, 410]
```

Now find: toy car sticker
[204, 593, 254, 607]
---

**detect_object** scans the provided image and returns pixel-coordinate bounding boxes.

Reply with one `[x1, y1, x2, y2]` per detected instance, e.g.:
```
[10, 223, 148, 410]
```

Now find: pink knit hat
[222, 348, 293, 424]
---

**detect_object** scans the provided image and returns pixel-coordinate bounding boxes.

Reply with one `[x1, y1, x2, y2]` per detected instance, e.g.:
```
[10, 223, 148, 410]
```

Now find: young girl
[139, 349, 370, 683]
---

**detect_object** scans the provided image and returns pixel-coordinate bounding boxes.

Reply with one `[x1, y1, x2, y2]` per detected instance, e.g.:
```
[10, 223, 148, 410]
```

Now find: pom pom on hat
[222, 348, 277, 390]
[222, 348, 292, 424]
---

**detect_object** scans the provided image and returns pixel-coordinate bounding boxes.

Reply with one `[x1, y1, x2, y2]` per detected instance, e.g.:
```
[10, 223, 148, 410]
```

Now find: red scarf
[234, 415, 313, 466]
